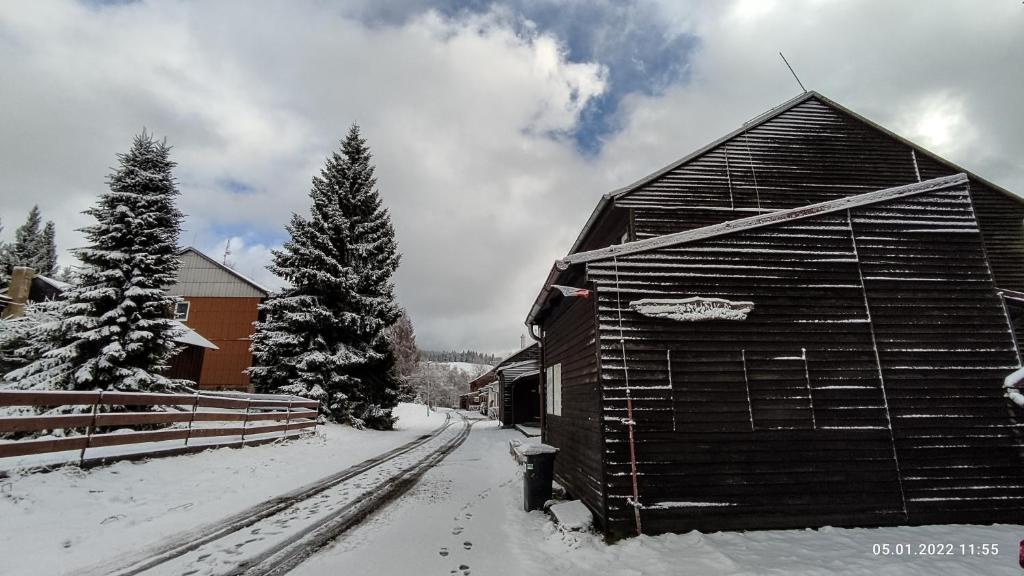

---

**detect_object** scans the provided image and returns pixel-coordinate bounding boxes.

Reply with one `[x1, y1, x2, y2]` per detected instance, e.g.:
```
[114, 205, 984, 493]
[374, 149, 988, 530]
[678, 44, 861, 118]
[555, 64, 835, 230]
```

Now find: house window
[173, 301, 190, 321]
[545, 363, 562, 416]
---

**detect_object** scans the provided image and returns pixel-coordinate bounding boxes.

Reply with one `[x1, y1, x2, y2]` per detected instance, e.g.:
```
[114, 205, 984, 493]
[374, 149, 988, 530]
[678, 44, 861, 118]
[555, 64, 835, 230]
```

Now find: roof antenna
[779, 52, 807, 93]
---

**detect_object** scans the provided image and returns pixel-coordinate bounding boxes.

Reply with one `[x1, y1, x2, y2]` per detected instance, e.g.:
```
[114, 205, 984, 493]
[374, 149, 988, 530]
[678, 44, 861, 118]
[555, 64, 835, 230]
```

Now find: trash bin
[521, 443, 558, 512]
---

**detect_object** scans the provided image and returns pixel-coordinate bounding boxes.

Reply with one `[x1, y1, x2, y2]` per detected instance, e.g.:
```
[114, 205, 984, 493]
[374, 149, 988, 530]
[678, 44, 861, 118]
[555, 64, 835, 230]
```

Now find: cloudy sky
[1, 1, 1022, 355]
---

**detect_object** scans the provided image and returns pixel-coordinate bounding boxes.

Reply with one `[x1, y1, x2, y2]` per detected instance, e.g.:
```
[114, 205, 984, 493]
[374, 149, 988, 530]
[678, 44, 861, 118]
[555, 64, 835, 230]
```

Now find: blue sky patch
[351, 0, 698, 155]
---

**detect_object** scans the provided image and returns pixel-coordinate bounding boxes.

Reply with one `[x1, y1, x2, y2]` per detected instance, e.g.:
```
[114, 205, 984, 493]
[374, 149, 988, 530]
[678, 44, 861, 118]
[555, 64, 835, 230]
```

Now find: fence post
[283, 398, 292, 438]
[184, 391, 199, 446]
[240, 398, 251, 446]
[79, 391, 102, 467]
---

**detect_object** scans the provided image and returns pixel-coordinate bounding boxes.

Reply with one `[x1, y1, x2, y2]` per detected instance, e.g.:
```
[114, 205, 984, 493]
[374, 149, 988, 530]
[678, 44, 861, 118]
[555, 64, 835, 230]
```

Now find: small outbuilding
[493, 343, 540, 428]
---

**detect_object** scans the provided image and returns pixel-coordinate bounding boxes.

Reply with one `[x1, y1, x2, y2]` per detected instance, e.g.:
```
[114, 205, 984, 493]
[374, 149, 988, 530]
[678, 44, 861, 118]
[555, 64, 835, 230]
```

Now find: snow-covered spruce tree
[250, 125, 402, 429]
[9, 206, 43, 274]
[7, 132, 185, 392]
[4, 207, 58, 276]
[40, 221, 58, 276]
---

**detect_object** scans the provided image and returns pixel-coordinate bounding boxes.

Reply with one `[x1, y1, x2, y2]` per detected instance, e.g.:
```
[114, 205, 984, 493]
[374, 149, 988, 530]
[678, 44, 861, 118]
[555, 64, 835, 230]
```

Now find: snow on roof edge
[171, 320, 219, 349]
[559, 173, 969, 268]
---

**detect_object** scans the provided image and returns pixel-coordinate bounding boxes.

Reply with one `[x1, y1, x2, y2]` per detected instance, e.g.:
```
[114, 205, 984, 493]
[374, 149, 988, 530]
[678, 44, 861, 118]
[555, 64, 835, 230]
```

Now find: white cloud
[0, 1, 611, 353]
[1, 0, 1021, 354]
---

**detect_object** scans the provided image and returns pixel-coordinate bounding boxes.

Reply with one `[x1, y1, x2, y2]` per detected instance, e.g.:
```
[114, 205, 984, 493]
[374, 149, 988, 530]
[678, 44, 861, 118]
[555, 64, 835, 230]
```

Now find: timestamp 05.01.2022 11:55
[871, 543, 999, 557]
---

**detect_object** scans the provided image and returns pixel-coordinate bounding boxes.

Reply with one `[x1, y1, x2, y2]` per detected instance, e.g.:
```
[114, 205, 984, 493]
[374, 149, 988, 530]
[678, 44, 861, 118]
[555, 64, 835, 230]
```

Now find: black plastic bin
[521, 444, 558, 512]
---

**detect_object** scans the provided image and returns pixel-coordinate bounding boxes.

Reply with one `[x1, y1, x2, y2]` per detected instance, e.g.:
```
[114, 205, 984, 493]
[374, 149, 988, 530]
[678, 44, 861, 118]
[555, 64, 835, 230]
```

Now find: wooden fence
[0, 390, 319, 466]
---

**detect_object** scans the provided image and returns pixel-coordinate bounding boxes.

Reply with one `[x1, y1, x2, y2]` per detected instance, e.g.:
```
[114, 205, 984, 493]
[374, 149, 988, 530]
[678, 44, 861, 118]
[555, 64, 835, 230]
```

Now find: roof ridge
[178, 246, 270, 296]
[558, 173, 969, 268]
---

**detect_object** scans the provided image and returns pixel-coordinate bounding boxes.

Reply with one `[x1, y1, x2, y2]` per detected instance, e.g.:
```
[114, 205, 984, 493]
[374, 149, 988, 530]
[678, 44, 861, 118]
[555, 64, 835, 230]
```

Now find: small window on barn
[545, 363, 562, 416]
[173, 301, 190, 321]
[741, 349, 816, 430]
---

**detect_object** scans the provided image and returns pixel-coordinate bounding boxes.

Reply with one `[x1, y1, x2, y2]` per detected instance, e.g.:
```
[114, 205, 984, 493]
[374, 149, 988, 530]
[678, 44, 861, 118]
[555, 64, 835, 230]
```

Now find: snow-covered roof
[171, 321, 219, 349]
[493, 342, 539, 370]
[497, 359, 540, 384]
[34, 275, 70, 292]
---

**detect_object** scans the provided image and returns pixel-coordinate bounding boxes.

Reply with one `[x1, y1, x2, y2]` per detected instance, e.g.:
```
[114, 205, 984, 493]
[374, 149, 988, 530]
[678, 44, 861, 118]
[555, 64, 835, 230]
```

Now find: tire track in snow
[77, 412, 461, 576]
[230, 414, 476, 576]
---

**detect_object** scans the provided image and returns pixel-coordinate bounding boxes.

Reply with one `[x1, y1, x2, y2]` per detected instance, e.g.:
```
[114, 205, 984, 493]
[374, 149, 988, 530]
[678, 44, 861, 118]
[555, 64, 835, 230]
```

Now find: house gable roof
[170, 247, 270, 298]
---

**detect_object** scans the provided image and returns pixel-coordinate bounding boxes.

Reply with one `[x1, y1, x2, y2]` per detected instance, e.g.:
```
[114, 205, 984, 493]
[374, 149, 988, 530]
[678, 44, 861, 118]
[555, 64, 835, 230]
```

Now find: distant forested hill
[420, 349, 500, 366]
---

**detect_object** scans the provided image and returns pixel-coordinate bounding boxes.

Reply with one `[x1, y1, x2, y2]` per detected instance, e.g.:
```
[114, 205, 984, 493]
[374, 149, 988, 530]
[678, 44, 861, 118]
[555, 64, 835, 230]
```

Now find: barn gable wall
[599, 97, 1024, 298]
[585, 183, 1024, 536]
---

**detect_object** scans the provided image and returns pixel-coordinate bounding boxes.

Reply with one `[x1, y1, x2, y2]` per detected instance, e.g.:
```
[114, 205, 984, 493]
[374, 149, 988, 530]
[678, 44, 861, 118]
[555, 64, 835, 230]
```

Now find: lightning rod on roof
[779, 52, 807, 93]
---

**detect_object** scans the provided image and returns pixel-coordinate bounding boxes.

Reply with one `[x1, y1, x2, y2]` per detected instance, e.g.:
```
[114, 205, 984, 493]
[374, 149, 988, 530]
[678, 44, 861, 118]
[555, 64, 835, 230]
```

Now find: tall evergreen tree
[40, 221, 58, 276]
[9, 206, 43, 274]
[8, 132, 185, 392]
[5, 207, 58, 275]
[250, 125, 402, 429]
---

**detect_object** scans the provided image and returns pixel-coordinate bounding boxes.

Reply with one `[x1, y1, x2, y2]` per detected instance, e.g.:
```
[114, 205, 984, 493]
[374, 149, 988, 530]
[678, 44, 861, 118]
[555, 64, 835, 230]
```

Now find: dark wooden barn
[525, 92, 1024, 538]
[493, 343, 541, 428]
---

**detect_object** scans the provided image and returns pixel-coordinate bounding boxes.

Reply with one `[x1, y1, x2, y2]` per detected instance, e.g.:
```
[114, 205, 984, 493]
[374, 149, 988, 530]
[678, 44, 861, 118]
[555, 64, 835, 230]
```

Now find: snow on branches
[7, 132, 186, 393]
[250, 125, 402, 429]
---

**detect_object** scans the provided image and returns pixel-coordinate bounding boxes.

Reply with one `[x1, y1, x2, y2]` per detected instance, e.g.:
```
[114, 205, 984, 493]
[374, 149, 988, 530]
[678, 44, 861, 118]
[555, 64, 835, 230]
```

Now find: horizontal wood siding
[618, 99, 919, 213]
[617, 97, 1024, 300]
[584, 184, 1024, 535]
[851, 186, 1024, 524]
[542, 295, 604, 525]
[182, 297, 261, 391]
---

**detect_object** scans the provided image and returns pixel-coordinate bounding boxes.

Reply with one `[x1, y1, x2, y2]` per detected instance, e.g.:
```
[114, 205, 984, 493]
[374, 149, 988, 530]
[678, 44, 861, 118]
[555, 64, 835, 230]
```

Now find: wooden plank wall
[851, 187, 1024, 524]
[616, 97, 1024, 298]
[182, 296, 261, 391]
[584, 184, 1024, 536]
[541, 295, 605, 525]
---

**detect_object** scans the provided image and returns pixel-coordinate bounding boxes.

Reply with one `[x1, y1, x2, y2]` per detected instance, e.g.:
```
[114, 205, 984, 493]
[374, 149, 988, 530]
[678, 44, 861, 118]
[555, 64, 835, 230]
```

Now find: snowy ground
[293, 417, 1024, 576]
[0, 403, 446, 576]
[5, 406, 1023, 576]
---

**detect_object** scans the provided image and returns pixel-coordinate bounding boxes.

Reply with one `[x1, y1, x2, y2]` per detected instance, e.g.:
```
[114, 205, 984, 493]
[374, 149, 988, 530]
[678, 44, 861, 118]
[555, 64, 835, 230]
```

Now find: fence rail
[0, 390, 320, 464]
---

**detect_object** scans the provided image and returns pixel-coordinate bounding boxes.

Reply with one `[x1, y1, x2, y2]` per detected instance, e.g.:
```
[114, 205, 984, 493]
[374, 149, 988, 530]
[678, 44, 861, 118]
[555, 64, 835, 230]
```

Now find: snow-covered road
[290, 417, 531, 576]
[0, 403, 447, 576]
[292, 417, 1024, 576]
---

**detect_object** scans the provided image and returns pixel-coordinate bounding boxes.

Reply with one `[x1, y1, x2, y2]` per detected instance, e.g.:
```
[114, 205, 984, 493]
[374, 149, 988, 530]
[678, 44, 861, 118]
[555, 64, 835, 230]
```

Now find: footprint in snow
[463, 541, 472, 550]
[449, 565, 471, 576]
[452, 526, 463, 535]
[439, 547, 449, 557]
